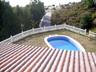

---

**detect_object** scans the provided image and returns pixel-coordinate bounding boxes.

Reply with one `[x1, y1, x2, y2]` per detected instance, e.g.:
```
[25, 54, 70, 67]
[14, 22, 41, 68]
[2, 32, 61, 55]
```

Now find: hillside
[51, 2, 96, 32]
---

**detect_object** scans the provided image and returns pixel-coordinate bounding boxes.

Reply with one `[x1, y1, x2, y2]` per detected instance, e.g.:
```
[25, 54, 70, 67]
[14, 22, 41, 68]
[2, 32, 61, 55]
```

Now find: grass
[15, 29, 96, 52]
[91, 28, 96, 32]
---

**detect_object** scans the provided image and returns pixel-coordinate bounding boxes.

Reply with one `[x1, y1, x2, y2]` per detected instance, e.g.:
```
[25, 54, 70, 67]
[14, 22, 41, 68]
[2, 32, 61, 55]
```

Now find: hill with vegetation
[51, 0, 96, 32]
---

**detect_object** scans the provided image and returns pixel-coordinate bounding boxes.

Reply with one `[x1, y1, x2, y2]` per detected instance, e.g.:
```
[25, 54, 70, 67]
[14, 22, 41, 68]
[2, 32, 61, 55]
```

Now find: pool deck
[0, 43, 96, 72]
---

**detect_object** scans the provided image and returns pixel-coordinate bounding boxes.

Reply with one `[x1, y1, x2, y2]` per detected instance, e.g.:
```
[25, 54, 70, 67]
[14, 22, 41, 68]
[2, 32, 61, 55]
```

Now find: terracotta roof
[0, 43, 96, 72]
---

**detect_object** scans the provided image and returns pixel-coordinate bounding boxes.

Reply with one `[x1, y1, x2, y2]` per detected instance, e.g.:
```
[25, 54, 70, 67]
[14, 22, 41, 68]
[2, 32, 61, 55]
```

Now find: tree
[0, 0, 45, 41]
[80, 12, 92, 33]
[82, 0, 94, 8]
[0, 0, 3, 31]
[15, 6, 24, 25]
[30, 0, 45, 27]
[0, 1, 20, 41]
[94, 0, 96, 6]
[23, 5, 33, 30]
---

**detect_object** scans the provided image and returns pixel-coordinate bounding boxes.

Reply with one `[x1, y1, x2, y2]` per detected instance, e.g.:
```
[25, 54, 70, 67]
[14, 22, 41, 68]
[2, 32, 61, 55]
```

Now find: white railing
[0, 23, 96, 44]
[89, 31, 96, 38]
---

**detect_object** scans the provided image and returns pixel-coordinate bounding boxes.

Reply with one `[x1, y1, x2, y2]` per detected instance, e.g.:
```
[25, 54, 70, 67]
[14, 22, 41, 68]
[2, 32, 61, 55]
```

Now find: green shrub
[83, 0, 94, 8]
[92, 12, 96, 19]
[80, 11, 92, 32]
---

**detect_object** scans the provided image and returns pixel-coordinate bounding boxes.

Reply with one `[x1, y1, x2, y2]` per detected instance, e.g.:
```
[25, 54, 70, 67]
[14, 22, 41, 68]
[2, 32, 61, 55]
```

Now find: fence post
[32, 28, 34, 32]
[72, 26, 74, 31]
[84, 29, 86, 35]
[10, 35, 13, 43]
[43, 26, 45, 31]
[21, 31, 24, 37]
[55, 24, 56, 29]
[63, 24, 65, 29]
[64, 23, 66, 25]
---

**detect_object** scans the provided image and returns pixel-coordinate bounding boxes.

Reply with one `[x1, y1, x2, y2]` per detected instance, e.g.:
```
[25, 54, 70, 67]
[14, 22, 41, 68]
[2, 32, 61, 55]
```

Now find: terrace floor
[15, 29, 96, 52]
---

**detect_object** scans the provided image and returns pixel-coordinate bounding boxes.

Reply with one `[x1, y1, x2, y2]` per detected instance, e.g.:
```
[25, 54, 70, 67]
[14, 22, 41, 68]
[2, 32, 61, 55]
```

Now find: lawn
[91, 28, 96, 32]
[15, 29, 96, 52]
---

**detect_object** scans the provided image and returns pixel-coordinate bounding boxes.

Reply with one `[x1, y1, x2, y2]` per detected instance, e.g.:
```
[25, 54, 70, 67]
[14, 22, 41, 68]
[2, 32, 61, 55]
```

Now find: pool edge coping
[44, 34, 85, 52]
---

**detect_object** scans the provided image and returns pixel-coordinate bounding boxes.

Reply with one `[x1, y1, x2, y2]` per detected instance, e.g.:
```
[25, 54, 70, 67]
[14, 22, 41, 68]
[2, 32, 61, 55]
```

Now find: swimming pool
[44, 35, 85, 51]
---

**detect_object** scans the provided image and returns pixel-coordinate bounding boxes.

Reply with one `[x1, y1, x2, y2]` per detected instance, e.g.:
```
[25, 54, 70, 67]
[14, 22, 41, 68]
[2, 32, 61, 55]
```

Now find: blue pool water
[48, 36, 80, 51]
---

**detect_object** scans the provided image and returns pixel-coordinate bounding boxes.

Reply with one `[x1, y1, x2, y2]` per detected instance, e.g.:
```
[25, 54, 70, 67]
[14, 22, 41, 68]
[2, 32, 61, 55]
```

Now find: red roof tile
[0, 43, 96, 72]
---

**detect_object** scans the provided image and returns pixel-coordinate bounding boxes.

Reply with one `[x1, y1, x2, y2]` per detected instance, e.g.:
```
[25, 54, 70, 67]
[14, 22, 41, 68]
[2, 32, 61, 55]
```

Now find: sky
[5, 0, 81, 7]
